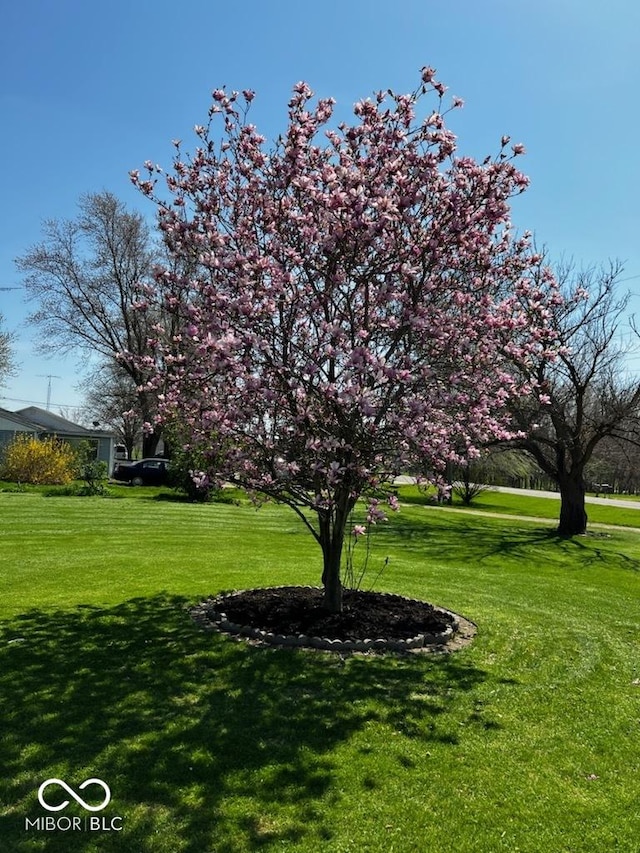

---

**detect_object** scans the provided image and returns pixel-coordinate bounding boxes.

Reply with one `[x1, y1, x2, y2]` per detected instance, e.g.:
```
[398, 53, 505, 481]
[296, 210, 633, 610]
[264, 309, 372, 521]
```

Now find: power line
[0, 394, 83, 408]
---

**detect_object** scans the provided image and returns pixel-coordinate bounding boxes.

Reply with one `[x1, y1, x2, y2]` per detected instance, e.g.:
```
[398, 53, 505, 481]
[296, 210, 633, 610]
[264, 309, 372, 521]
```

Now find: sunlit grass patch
[0, 491, 638, 851]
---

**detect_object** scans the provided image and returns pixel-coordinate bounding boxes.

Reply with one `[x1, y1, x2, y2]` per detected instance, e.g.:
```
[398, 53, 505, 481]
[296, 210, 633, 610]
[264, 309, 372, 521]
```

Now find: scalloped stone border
[190, 586, 477, 654]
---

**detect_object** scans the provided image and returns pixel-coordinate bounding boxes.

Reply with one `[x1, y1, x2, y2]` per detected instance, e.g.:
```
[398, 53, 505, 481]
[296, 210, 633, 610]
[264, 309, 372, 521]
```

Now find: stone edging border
[190, 586, 477, 654]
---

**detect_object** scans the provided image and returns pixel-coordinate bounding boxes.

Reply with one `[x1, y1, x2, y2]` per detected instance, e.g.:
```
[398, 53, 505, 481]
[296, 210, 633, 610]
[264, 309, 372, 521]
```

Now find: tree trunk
[143, 427, 162, 458]
[318, 493, 354, 614]
[321, 542, 343, 614]
[557, 474, 588, 536]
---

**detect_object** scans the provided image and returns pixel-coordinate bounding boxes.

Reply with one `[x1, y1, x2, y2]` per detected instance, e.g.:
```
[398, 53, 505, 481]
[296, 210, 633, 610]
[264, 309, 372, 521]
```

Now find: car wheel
[131, 476, 144, 486]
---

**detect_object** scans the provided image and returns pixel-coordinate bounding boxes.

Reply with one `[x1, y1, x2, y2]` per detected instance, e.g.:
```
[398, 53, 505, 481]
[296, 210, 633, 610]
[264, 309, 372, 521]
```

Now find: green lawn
[0, 489, 639, 852]
[397, 483, 640, 528]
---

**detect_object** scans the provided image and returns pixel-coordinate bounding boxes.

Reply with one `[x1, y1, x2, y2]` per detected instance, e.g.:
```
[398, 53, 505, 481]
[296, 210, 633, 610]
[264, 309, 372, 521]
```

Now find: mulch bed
[192, 586, 477, 653]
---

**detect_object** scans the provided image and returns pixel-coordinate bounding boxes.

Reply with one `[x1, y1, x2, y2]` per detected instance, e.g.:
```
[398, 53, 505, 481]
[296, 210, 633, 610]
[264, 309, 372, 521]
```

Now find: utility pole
[38, 375, 61, 410]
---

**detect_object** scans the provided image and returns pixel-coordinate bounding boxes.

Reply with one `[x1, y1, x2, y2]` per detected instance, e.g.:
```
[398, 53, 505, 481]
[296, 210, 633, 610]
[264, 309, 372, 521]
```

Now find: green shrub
[167, 445, 217, 502]
[74, 440, 108, 495]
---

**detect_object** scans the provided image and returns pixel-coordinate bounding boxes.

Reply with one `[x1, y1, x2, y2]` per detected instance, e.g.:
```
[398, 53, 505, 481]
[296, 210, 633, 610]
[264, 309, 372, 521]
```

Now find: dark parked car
[112, 458, 170, 486]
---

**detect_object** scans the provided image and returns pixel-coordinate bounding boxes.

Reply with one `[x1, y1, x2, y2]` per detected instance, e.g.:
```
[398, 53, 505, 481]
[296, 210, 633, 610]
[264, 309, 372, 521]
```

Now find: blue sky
[1, 0, 639, 415]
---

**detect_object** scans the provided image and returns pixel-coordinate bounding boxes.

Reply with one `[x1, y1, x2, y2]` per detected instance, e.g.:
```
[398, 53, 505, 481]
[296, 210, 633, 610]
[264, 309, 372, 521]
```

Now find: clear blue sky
[1, 0, 639, 414]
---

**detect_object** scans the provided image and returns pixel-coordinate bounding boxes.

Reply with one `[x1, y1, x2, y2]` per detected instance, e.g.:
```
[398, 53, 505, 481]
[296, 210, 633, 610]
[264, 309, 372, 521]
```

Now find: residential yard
[397, 483, 640, 528]
[0, 488, 639, 852]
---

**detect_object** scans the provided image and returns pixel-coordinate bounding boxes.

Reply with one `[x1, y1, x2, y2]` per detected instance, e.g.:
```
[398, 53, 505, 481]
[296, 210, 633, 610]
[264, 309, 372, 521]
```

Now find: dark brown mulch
[209, 586, 455, 641]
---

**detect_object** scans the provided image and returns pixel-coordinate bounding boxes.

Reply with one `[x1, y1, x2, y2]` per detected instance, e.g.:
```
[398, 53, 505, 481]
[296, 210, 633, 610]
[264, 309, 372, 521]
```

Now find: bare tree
[0, 311, 16, 389]
[508, 261, 640, 535]
[16, 191, 164, 456]
[79, 361, 143, 459]
[57, 407, 92, 427]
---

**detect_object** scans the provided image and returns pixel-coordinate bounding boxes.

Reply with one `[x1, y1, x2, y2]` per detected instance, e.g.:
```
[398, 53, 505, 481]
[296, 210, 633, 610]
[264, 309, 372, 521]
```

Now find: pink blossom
[190, 470, 210, 490]
[387, 494, 400, 511]
[366, 500, 387, 524]
[421, 66, 436, 83]
[131, 68, 560, 608]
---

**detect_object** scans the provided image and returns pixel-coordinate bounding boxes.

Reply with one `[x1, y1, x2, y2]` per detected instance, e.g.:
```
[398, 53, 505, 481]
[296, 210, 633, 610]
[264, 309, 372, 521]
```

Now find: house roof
[0, 407, 41, 431]
[0, 406, 113, 439]
[17, 407, 93, 435]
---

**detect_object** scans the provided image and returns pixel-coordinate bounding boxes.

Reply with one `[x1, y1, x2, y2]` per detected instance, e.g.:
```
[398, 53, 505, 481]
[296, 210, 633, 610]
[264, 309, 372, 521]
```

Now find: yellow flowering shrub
[1, 435, 77, 485]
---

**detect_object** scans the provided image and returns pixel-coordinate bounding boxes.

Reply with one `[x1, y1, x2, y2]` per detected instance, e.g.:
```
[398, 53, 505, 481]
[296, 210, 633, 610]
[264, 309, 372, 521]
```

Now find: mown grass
[0, 490, 639, 852]
[397, 483, 640, 528]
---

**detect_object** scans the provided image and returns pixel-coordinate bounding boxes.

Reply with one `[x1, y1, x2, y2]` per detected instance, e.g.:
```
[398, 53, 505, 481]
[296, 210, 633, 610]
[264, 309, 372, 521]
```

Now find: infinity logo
[37, 778, 111, 812]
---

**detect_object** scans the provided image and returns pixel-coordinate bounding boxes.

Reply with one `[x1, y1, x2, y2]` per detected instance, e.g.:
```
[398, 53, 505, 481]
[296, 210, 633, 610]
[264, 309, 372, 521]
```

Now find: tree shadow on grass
[0, 594, 487, 852]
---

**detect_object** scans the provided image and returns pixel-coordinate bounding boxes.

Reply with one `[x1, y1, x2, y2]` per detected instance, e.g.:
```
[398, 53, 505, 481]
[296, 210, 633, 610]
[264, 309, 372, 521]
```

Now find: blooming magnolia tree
[131, 68, 558, 613]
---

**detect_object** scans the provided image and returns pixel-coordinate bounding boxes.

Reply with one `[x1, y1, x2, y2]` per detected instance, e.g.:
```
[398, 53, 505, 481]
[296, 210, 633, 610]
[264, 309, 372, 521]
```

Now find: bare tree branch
[16, 191, 165, 456]
[0, 311, 17, 389]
